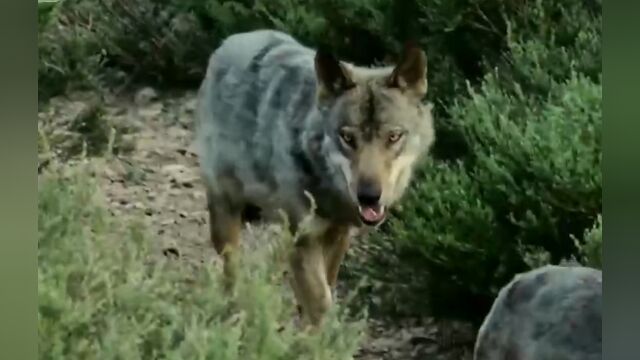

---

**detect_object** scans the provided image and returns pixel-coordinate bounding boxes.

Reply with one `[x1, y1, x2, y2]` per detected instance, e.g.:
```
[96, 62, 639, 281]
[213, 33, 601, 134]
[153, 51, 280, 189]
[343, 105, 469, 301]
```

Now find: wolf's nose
[357, 180, 381, 206]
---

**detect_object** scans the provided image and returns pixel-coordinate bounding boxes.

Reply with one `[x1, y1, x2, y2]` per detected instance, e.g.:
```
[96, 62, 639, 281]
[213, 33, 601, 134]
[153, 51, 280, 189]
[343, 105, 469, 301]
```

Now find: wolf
[474, 265, 602, 360]
[194, 29, 435, 327]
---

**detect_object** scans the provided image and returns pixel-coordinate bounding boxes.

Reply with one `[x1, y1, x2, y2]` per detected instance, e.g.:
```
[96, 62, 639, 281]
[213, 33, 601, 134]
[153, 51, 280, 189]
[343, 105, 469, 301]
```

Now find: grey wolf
[474, 265, 602, 360]
[195, 30, 435, 327]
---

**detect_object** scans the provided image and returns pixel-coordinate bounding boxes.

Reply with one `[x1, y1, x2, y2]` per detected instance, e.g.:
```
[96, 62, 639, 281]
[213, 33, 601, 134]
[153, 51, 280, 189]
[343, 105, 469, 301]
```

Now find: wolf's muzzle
[356, 179, 386, 226]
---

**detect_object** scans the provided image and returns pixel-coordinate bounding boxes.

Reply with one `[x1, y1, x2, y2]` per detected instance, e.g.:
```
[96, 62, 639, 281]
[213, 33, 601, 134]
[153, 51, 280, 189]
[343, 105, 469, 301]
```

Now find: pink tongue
[361, 206, 382, 222]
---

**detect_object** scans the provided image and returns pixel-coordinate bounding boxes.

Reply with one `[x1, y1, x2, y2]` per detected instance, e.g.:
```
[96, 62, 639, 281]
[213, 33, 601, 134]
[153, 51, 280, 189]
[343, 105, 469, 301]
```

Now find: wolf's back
[207, 30, 301, 75]
[195, 30, 318, 202]
[196, 28, 317, 136]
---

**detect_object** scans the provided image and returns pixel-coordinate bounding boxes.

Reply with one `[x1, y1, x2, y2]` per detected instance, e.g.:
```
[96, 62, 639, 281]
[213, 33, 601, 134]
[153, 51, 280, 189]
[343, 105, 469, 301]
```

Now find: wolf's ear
[314, 48, 355, 100]
[387, 42, 428, 98]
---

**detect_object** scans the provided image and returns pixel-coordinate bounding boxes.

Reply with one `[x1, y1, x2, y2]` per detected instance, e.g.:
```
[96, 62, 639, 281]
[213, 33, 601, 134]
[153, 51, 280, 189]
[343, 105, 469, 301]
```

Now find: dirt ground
[38, 87, 475, 360]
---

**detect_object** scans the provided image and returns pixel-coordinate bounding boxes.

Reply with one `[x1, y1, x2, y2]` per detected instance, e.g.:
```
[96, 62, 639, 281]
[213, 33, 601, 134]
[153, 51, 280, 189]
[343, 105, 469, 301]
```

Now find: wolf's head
[309, 43, 435, 227]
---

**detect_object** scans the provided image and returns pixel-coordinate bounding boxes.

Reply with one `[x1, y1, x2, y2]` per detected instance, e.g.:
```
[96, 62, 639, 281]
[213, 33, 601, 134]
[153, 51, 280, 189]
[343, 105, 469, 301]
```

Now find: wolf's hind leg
[207, 186, 243, 290]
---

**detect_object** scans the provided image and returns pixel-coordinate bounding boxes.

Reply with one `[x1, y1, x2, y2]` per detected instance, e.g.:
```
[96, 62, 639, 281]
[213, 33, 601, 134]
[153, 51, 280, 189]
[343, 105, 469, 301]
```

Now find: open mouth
[358, 204, 386, 226]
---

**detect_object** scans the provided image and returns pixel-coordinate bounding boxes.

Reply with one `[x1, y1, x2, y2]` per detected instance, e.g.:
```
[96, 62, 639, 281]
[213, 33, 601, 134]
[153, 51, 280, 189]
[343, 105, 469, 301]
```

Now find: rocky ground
[38, 87, 475, 360]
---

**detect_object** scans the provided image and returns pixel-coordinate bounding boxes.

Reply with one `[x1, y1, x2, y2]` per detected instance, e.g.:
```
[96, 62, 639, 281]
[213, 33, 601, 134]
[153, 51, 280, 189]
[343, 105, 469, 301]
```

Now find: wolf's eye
[388, 131, 404, 144]
[339, 130, 356, 148]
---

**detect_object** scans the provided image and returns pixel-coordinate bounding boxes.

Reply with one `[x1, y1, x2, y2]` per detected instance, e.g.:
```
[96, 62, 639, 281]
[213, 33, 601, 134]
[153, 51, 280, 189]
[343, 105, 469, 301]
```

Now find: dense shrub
[38, 0, 104, 102]
[365, 0, 602, 323]
[38, 0, 215, 102]
[37, 0, 539, 111]
[38, 161, 365, 359]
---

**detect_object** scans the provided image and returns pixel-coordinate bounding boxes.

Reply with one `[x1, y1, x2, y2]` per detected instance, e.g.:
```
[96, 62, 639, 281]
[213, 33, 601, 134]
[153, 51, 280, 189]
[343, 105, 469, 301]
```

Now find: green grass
[38, 160, 366, 359]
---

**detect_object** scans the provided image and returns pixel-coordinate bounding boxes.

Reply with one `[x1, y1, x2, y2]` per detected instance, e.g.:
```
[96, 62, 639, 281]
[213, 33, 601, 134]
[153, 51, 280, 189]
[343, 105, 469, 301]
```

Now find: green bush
[368, 0, 602, 323]
[38, 0, 104, 102]
[38, 161, 365, 359]
[37, 0, 541, 110]
[577, 214, 602, 269]
[38, 0, 216, 102]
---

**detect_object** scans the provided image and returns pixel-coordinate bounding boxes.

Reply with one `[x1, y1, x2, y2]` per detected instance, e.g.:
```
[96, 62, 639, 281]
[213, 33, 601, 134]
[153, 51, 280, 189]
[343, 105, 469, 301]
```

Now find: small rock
[162, 164, 187, 175]
[138, 102, 164, 120]
[162, 164, 198, 187]
[160, 219, 175, 226]
[182, 181, 194, 188]
[134, 87, 158, 105]
[369, 337, 399, 352]
[162, 247, 180, 258]
[182, 97, 197, 113]
[186, 142, 199, 157]
[192, 192, 204, 200]
[168, 189, 183, 196]
[167, 126, 188, 138]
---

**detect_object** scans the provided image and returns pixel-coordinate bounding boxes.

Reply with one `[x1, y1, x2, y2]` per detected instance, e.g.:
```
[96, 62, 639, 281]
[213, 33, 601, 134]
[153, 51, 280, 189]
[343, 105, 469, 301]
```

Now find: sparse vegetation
[578, 214, 603, 269]
[39, 160, 366, 359]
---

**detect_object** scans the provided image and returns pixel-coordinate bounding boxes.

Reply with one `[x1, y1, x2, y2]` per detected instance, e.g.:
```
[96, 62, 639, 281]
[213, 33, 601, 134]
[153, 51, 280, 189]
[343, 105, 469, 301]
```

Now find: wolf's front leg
[289, 233, 332, 329]
[289, 218, 352, 329]
[322, 225, 351, 291]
